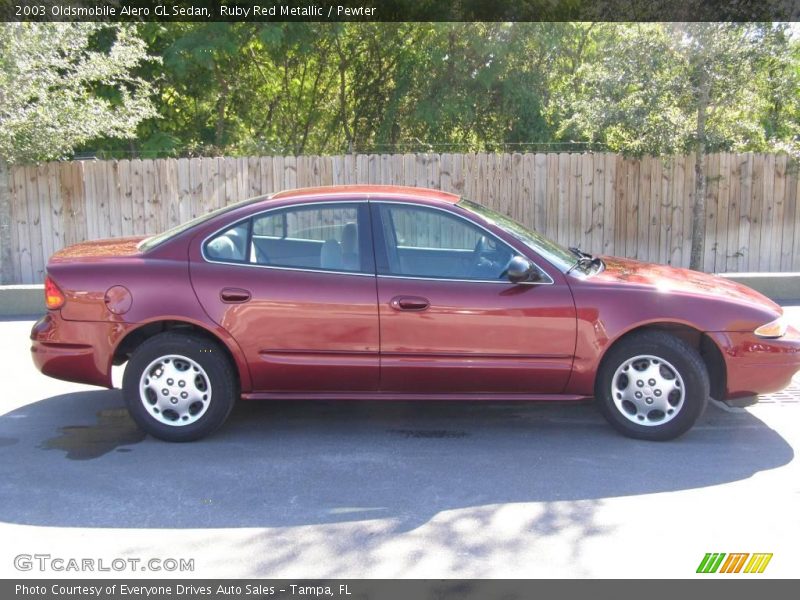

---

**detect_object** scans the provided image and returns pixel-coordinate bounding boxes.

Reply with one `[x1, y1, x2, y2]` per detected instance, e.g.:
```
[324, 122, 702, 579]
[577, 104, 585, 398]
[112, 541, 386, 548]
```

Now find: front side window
[376, 204, 514, 281]
[204, 203, 368, 274]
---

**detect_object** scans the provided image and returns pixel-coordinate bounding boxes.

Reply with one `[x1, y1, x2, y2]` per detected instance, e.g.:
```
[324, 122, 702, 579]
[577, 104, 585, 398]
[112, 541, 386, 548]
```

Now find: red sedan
[30, 185, 800, 442]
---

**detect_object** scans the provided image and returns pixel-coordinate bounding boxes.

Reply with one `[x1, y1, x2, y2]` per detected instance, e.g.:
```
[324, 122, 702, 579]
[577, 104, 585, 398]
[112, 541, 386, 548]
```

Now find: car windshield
[138, 196, 264, 252]
[458, 199, 578, 272]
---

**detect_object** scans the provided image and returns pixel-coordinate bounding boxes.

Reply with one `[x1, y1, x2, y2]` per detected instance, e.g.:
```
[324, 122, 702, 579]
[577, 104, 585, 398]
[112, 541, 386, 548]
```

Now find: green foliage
[0, 23, 157, 163]
[561, 23, 800, 158]
[557, 22, 800, 269]
[82, 23, 583, 157]
[4, 22, 793, 160]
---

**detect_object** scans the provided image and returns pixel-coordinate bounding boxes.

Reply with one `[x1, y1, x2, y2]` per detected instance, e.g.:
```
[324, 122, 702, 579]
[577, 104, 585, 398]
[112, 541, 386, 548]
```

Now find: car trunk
[49, 237, 148, 263]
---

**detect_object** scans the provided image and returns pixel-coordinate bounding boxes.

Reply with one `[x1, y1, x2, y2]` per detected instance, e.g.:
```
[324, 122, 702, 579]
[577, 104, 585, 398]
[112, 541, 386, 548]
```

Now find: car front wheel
[122, 332, 238, 442]
[595, 331, 710, 441]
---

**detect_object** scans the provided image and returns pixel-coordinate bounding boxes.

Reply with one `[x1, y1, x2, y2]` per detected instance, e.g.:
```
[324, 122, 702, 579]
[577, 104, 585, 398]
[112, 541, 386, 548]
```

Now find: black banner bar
[3, 580, 800, 600]
[1, 0, 799, 23]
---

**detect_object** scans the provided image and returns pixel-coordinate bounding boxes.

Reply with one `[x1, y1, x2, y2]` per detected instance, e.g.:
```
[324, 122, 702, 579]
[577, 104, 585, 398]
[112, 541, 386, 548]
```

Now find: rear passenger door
[190, 201, 380, 393]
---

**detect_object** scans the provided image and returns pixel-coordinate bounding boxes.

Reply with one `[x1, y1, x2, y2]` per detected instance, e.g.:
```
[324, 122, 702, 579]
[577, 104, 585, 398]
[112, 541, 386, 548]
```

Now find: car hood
[593, 256, 780, 311]
[50, 236, 148, 262]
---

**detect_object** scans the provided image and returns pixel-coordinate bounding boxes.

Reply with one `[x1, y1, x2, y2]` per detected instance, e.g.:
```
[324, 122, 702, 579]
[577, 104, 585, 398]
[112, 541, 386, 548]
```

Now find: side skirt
[240, 392, 592, 401]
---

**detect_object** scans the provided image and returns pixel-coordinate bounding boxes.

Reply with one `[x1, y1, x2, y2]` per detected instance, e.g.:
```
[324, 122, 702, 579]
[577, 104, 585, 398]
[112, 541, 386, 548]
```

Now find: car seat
[320, 239, 343, 269]
[341, 223, 359, 270]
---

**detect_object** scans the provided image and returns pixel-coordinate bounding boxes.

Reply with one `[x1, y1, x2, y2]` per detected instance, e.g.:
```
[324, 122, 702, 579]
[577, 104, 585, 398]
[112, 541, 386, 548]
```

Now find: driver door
[371, 201, 576, 394]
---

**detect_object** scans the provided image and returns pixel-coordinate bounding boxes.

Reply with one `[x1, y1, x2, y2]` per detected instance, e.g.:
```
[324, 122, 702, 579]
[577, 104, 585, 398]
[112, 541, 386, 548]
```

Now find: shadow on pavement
[0, 389, 793, 530]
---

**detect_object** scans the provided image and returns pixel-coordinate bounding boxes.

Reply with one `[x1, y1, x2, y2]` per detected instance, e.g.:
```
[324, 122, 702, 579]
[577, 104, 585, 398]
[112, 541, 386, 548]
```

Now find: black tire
[595, 331, 709, 441]
[122, 332, 238, 442]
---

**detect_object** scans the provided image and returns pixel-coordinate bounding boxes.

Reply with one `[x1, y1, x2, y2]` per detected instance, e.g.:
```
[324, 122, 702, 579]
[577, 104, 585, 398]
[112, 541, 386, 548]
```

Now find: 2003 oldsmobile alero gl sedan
[31, 185, 800, 441]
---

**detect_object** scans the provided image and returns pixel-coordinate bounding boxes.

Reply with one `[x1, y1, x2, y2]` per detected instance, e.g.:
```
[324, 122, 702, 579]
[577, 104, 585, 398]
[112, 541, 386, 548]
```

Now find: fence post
[0, 158, 13, 285]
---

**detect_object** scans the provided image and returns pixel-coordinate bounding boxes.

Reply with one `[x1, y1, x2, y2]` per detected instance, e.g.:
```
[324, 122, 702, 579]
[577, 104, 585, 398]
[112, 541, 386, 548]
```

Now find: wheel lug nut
[635, 391, 642, 398]
[180, 391, 188, 399]
[648, 379, 656, 386]
[162, 389, 169, 395]
[170, 397, 178, 404]
[654, 390, 662, 397]
[637, 380, 644, 387]
[167, 378, 174, 385]
[646, 397, 653, 404]
[179, 380, 186, 387]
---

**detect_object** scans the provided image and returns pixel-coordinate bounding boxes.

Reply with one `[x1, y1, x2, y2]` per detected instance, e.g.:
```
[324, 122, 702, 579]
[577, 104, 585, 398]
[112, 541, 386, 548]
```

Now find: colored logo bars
[696, 553, 773, 574]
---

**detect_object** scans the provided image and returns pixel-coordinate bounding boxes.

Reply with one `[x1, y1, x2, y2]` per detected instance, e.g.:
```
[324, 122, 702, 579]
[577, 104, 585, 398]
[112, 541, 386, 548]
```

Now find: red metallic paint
[37, 250, 254, 392]
[271, 185, 460, 204]
[563, 256, 787, 396]
[50, 236, 145, 261]
[375, 277, 576, 393]
[29, 185, 800, 407]
[595, 256, 780, 313]
[707, 327, 800, 398]
[30, 313, 123, 387]
[104, 285, 133, 315]
[189, 261, 380, 392]
[241, 391, 590, 401]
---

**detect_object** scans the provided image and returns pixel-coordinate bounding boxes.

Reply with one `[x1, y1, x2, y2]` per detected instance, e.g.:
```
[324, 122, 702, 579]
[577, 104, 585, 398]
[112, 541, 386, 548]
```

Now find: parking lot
[1, 310, 799, 578]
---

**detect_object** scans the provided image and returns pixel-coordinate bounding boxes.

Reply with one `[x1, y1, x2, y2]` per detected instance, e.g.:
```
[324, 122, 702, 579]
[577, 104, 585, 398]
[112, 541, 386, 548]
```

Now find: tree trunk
[0, 157, 13, 284]
[338, 63, 353, 151]
[214, 77, 229, 151]
[334, 38, 353, 152]
[689, 75, 709, 271]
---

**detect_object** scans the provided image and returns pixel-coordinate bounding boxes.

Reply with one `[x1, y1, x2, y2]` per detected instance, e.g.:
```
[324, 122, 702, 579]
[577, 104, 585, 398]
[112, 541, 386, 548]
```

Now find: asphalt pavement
[1, 310, 799, 578]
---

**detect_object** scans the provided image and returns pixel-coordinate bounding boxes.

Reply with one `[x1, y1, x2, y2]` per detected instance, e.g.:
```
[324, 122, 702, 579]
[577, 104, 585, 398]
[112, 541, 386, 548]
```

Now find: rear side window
[204, 203, 370, 274]
[253, 205, 358, 243]
[204, 222, 249, 262]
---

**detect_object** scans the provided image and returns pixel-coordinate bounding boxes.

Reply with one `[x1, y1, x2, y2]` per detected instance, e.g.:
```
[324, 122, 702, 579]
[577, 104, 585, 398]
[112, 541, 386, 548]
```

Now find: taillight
[44, 276, 65, 310]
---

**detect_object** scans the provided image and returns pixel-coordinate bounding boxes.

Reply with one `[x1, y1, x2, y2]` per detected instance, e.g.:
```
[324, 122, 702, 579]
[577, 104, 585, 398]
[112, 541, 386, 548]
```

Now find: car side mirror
[506, 256, 538, 283]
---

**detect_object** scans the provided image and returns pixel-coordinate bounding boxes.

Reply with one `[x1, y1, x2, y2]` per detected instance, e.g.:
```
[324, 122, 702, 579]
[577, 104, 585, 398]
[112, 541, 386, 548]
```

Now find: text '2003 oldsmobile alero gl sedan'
[31, 185, 800, 441]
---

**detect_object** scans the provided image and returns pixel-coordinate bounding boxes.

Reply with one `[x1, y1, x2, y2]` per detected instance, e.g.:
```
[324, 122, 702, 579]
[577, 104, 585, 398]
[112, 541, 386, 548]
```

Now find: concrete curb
[1, 273, 799, 318]
[0, 285, 45, 318]
[718, 272, 800, 303]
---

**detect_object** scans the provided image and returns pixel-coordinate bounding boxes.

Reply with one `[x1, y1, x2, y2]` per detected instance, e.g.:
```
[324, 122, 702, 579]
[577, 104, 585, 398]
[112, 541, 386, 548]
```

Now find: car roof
[269, 185, 461, 205]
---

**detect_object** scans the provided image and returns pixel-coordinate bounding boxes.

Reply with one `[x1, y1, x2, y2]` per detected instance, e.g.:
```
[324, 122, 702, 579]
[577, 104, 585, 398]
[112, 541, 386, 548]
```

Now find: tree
[0, 23, 157, 163]
[127, 23, 342, 156]
[0, 22, 157, 282]
[561, 23, 799, 270]
[88, 23, 581, 156]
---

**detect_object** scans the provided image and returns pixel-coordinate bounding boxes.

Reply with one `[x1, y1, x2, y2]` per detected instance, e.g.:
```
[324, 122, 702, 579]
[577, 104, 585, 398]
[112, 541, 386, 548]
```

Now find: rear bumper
[708, 326, 800, 399]
[30, 313, 125, 388]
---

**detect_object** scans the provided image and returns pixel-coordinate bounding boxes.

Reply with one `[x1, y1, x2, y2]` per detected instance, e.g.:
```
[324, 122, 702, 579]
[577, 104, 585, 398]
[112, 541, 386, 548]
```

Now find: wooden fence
[4, 152, 799, 284]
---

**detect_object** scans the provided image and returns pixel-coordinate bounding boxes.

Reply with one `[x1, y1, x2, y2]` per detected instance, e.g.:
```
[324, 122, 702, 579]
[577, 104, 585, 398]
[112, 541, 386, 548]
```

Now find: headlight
[754, 315, 788, 339]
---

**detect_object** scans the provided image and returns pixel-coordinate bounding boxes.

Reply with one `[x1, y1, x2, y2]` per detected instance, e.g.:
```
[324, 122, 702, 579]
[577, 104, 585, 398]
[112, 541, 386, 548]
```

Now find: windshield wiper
[567, 246, 603, 274]
[569, 246, 591, 259]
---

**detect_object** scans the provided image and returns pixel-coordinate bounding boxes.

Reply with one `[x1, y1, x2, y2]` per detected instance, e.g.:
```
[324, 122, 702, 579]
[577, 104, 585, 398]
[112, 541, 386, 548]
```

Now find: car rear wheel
[595, 331, 709, 441]
[122, 332, 237, 442]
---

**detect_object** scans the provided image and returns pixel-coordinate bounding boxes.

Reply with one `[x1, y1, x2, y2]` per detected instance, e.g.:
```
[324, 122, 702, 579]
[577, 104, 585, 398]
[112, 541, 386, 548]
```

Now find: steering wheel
[472, 236, 503, 278]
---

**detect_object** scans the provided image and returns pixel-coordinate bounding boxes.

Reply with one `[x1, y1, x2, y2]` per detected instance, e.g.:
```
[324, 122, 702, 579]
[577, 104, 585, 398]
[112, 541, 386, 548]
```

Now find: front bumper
[30, 313, 127, 388]
[708, 325, 800, 399]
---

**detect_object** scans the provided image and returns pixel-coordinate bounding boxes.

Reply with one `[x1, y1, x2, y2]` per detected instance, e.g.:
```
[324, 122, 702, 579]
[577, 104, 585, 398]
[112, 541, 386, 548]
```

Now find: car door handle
[390, 296, 430, 311]
[220, 288, 251, 303]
